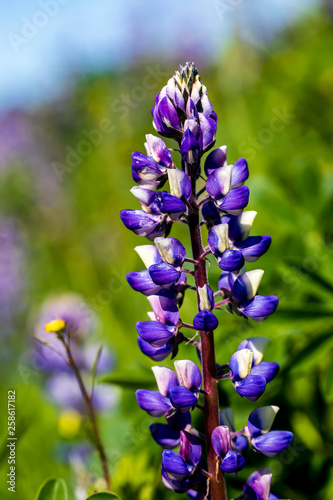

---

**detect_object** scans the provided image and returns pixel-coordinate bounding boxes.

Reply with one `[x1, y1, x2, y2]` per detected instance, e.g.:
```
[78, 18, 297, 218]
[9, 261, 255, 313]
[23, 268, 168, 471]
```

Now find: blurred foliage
[0, 7, 333, 500]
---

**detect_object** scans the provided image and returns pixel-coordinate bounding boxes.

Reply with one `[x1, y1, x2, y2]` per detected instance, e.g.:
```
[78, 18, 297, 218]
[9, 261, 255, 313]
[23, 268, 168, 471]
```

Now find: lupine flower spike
[121, 62, 292, 500]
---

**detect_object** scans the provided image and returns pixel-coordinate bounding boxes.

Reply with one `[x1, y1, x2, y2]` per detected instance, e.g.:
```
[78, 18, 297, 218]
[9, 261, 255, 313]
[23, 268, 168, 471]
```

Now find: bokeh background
[1, 1, 333, 499]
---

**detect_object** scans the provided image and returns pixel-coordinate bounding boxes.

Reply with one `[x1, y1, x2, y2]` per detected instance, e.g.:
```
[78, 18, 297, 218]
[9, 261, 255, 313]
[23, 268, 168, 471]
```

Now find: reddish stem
[187, 175, 227, 499]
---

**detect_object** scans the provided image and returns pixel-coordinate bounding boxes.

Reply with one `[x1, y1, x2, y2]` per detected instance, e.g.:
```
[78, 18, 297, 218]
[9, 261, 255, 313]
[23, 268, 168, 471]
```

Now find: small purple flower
[229, 349, 267, 401]
[247, 406, 293, 457]
[220, 270, 279, 321]
[243, 469, 272, 500]
[136, 361, 201, 416]
[211, 426, 245, 473]
[193, 309, 219, 332]
[237, 337, 279, 383]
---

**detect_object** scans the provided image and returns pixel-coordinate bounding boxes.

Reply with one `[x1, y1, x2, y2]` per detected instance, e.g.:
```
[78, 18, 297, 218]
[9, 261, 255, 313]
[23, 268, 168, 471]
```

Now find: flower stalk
[63, 340, 111, 491]
[186, 179, 227, 499]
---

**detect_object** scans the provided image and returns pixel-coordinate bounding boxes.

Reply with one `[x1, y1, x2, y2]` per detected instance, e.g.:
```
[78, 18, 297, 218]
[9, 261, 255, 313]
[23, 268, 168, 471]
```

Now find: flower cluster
[121, 63, 291, 500]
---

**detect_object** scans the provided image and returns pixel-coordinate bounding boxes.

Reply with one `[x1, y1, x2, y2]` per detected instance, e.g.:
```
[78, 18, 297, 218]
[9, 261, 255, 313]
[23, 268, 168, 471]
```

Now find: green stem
[63, 341, 111, 491]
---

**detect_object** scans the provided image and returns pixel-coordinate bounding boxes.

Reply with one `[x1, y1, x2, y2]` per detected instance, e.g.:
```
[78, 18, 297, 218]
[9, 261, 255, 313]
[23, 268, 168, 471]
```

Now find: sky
[0, 0, 319, 111]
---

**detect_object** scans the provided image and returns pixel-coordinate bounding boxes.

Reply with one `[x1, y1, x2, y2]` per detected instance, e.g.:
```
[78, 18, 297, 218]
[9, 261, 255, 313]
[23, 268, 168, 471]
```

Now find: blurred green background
[1, 2, 333, 500]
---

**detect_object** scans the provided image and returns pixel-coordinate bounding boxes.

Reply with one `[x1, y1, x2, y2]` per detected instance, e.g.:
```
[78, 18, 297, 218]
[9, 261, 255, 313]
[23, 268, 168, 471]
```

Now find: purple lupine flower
[222, 211, 271, 263]
[205, 161, 250, 215]
[207, 223, 244, 272]
[220, 408, 248, 452]
[161, 431, 205, 494]
[33, 293, 96, 372]
[131, 135, 172, 189]
[122, 62, 286, 498]
[219, 270, 279, 321]
[246, 406, 293, 457]
[136, 361, 201, 416]
[150, 410, 191, 448]
[193, 309, 219, 331]
[229, 349, 267, 401]
[211, 425, 245, 473]
[152, 63, 217, 152]
[237, 337, 279, 383]
[243, 469, 272, 500]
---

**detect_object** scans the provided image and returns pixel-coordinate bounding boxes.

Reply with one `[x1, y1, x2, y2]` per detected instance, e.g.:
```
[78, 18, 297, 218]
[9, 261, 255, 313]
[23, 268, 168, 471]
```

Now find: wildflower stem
[186, 165, 227, 500]
[63, 341, 111, 491]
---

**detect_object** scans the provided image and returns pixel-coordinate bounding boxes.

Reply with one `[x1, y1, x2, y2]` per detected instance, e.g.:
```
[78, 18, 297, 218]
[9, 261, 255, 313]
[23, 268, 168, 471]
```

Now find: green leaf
[35, 478, 68, 500]
[90, 344, 104, 392]
[85, 493, 120, 499]
[99, 371, 154, 389]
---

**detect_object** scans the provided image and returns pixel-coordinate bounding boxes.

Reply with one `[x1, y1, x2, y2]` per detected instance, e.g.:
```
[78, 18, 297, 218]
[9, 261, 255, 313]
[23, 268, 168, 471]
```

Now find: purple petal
[136, 321, 176, 347]
[251, 362, 279, 383]
[244, 469, 272, 500]
[236, 236, 271, 262]
[166, 410, 191, 430]
[218, 186, 250, 215]
[247, 406, 280, 438]
[144, 134, 172, 166]
[160, 191, 186, 215]
[240, 295, 279, 321]
[132, 151, 167, 181]
[186, 98, 199, 120]
[148, 295, 180, 326]
[149, 262, 181, 286]
[127, 271, 161, 296]
[211, 425, 232, 457]
[193, 310, 219, 332]
[218, 271, 236, 296]
[201, 201, 222, 228]
[180, 128, 201, 164]
[234, 374, 266, 401]
[232, 270, 264, 303]
[204, 146, 227, 176]
[219, 249, 244, 272]
[169, 386, 198, 411]
[180, 430, 202, 467]
[206, 166, 233, 200]
[252, 431, 293, 457]
[162, 450, 191, 481]
[155, 237, 186, 267]
[120, 210, 161, 237]
[136, 389, 173, 417]
[221, 211, 257, 242]
[130, 186, 161, 214]
[220, 450, 245, 473]
[231, 158, 249, 187]
[137, 337, 174, 361]
[187, 491, 201, 500]
[158, 96, 182, 131]
[232, 435, 249, 452]
[152, 366, 179, 396]
[174, 360, 202, 391]
[199, 113, 217, 152]
[150, 423, 180, 449]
